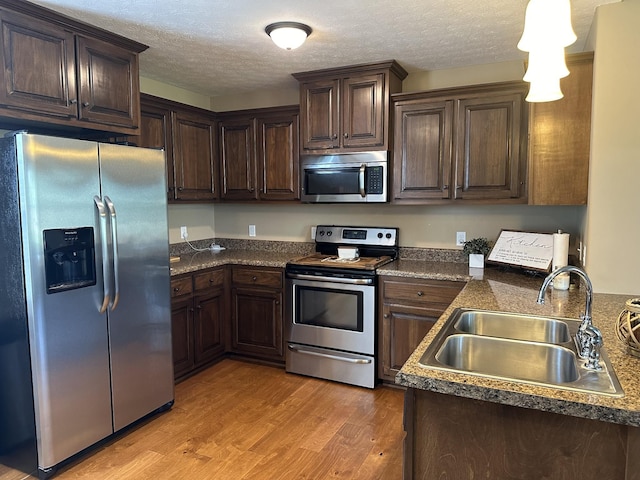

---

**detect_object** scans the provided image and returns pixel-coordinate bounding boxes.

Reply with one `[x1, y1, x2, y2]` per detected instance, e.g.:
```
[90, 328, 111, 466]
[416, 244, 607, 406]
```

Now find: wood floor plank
[45, 359, 405, 480]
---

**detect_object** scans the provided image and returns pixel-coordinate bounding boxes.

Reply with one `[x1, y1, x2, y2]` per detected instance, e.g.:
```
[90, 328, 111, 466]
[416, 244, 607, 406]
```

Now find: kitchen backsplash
[170, 238, 466, 262]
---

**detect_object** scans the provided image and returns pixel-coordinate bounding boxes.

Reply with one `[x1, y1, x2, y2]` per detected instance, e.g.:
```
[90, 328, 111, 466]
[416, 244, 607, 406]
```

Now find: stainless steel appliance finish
[300, 151, 388, 203]
[0, 133, 174, 478]
[285, 225, 399, 389]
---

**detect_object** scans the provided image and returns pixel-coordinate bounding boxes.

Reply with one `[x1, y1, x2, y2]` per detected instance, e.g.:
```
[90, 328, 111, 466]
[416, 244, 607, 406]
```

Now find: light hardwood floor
[43, 360, 404, 479]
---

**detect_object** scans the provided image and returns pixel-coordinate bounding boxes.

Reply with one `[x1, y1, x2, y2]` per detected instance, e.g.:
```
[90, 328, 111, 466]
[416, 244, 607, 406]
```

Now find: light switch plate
[249, 224, 256, 237]
[456, 231, 466, 246]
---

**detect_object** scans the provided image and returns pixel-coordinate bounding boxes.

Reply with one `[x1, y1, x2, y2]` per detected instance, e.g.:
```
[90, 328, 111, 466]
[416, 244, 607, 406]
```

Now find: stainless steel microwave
[300, 151, 388, 203]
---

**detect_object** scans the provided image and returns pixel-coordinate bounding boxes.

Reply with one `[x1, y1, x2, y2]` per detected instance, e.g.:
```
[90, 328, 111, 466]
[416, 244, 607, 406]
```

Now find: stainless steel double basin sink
[419, 309, 624, 396]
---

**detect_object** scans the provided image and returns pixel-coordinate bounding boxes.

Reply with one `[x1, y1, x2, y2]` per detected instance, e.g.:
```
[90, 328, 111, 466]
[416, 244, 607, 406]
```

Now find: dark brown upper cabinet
[293, 60, 407, 154]
[0, 0, 145, 135]
[392, 82, 529, 204]
[219, 105, 300, 202]
[132, 94, 217, 203]
[528, 52, 593, 206]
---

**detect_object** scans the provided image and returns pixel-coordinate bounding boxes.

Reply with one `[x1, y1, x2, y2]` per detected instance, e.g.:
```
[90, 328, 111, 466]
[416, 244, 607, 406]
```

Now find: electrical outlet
[180, 226, 188, 239]
[456, 231, 466, 246]
[311, 226, 317, 240]
[248, 224, 256, 237]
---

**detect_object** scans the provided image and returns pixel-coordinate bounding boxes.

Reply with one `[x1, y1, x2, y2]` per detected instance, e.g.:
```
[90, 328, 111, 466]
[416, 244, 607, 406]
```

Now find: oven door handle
[287, 272, 374, 285]
[288, 345, 372, 364]
[359, 163, 366, 197]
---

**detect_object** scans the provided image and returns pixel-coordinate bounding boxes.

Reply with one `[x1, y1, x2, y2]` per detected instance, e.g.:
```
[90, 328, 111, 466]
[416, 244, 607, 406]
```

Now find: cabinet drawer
[232, 267, 283, 289]
[194, 268, 225, 291]
[170, 276, 193, 298]
[382, 277, 463, 307]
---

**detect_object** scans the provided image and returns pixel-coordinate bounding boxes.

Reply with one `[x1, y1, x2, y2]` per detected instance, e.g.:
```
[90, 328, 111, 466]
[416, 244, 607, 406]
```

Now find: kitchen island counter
[384, 264, 640, 427]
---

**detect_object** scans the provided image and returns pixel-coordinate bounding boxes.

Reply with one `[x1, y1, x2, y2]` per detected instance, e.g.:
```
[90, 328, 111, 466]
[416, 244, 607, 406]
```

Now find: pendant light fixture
[265, 22, 312, 50]
[518, 0, 576, 102]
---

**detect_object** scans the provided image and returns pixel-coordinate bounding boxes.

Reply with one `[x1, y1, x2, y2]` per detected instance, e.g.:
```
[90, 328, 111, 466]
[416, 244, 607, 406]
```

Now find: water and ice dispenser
[43, 227, 96, 294]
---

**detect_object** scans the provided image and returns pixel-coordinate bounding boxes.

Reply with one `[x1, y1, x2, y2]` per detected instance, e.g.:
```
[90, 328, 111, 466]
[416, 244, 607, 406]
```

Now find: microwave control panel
[366, 166, 384, 194]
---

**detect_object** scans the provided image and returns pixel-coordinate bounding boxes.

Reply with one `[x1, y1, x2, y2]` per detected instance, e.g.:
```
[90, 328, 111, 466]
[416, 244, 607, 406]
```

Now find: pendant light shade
[518, 0, 576, 52]
[265, 22, 312, 50]
[526, 76, 564, 103]
[518, 0, 576, 103]
[523, 45, 570, 82]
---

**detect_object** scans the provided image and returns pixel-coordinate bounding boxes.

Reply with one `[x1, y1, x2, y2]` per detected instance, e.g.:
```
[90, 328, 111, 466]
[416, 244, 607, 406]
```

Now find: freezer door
[16, 134, 113, 470]
[98, 143, 174, 431]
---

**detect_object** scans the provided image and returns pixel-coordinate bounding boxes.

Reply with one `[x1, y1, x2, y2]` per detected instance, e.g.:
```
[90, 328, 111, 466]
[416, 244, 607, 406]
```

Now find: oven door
[286, 274, 375, 355]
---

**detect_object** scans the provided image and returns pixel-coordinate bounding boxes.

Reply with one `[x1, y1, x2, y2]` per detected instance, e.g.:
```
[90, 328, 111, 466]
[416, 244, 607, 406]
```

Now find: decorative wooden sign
[487, 230, 554, 272]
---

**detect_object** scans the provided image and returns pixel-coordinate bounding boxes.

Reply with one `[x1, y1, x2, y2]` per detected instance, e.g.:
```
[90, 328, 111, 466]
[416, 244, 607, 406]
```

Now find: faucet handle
[582, 324, 603, 371]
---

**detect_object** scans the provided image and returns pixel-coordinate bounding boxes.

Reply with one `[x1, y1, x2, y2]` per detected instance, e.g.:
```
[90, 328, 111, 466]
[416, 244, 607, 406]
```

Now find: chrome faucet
[537, 265, 603, 370]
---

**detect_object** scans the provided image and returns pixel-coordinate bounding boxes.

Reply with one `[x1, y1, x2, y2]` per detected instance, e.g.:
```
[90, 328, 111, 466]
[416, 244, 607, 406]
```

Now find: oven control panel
[315, 225, 398, 247]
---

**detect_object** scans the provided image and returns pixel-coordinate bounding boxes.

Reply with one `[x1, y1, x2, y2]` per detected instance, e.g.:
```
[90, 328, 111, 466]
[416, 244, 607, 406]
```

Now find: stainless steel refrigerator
[0, 133, 174, 478]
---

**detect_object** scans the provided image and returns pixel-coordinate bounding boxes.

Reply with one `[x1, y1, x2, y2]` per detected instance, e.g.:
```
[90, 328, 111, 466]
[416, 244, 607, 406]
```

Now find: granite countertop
[387, 263, 640, 428]
[169, 249, 297, 276]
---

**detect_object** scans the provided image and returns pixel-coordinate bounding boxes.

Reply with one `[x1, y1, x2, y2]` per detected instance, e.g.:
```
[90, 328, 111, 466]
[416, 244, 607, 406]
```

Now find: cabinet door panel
[528, 54, 592, 205]
[393, 101, 453, 200]
[455, 93, 524, 200]
[0, 10, 77, 118]
[343, 73, 384, 148]
[300, 79, 339, 150]
[194, 290, 225, 365]
[171, 297, 194, 379]
[172, 111, 218, 200]
[381, 304, 439, 379]
[257, 113, 299, 200]
[136, 102, 174, 200]
[220, 119, 256, 200]
[76, 35, 139, 128]
[231, 287, 283, 361]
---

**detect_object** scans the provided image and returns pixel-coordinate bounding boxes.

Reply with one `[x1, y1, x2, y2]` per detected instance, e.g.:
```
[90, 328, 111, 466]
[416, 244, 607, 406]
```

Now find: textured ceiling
[31, 0, 618, 98]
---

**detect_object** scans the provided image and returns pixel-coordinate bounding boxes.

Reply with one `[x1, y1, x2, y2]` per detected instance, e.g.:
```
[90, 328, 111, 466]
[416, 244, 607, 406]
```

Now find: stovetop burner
[287, 225, 399, 272]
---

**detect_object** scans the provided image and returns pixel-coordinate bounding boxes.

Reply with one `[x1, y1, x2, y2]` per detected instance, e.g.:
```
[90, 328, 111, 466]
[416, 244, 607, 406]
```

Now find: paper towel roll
[552, 232, 570, 290]
[552, 232, 569, 270]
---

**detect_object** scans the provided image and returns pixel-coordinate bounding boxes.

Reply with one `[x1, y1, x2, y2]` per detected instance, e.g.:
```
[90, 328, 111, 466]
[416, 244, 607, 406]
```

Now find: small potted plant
[463, 237, 492, 269]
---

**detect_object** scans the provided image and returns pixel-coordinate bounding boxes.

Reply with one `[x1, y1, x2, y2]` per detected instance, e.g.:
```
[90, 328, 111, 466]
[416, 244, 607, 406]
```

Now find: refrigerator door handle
[93, 195, 111, 313]
[104, 196, 120, 311]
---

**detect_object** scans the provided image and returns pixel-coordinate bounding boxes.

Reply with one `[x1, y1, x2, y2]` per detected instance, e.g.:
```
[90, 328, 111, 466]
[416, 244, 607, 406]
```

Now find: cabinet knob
[343, 133, 349, 138]
[383, 314, 389, 319]
[275, 300, 280, 305]
[443, 185, 449, 190]
[173, 287, 180, 292]
[332, 134, 338, 140]
[417, 291, 424, 297]
[178, 187, 184, 191]
[189, 307, 194, 312]
[249, 187, 255, 192]
[252, 276, 257, 281]
[209, 278, 214, 283]
[69, 98, 77, 105]
[196, 305, 202, 310]
[82, 102, 90, 107]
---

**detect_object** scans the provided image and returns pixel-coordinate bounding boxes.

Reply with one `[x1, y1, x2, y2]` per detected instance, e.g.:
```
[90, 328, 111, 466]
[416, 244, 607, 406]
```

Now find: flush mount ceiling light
[265, 22, 312, 50]
[518, 0, 576, 103]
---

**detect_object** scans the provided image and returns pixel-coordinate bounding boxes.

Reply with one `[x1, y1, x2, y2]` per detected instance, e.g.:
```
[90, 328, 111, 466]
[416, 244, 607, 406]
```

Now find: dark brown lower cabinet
[404, 388, 640, 480]
[229, 266, 284, 363]
[379, 276, 463, 382]
[170, 268, 226, 380]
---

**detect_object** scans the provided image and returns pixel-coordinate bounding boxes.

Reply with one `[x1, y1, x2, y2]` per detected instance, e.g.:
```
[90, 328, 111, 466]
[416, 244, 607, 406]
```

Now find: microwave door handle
[93, 196, 111, 313]
[103, 196, 120, 311]
[359, 164, 366, 197]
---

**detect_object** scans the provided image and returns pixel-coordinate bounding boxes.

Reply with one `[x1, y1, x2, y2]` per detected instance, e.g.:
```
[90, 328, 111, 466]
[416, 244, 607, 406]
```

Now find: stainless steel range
[285, 225, 399, 388]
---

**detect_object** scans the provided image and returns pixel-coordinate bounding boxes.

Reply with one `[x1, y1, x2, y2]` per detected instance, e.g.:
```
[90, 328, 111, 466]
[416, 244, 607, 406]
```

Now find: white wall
[584, 0, 640, 295]
[213, 203, 583, 248]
